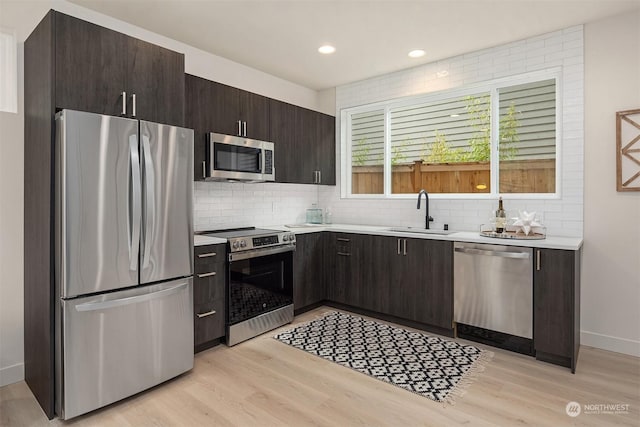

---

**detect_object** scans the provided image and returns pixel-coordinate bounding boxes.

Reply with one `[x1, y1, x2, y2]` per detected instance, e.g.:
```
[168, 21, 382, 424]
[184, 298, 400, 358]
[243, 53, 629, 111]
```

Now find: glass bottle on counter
[495, 197, 507, 233]
[324, 207, 333, 224]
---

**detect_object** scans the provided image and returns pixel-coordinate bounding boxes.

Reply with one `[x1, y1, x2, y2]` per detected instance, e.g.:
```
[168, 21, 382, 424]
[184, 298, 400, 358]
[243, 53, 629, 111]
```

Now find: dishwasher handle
[454, 246, 531, 259]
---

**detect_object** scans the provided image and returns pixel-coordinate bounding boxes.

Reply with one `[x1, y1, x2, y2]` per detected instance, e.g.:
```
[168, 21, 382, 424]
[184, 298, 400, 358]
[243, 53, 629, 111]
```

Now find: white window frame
[341, 68, 562, 200]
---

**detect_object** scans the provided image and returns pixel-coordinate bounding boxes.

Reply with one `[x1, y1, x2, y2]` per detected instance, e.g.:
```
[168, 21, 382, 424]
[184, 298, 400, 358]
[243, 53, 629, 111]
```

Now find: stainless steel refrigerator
[54, 109, 194, 420]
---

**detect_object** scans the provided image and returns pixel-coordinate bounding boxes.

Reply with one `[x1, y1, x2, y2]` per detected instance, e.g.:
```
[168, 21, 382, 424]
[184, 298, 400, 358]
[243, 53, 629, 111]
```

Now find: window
[343, 73, 558, 198]
[0, 28, 17, 114]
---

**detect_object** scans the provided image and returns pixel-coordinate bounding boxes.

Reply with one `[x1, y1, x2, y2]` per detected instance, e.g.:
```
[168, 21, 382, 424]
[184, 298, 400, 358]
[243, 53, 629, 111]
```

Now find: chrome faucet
[417, 189, 434, 229]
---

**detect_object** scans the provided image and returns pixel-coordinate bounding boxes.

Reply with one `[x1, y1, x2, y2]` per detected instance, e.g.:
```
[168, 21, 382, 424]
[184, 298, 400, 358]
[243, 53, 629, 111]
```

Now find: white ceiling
[69, 0, 639, 90]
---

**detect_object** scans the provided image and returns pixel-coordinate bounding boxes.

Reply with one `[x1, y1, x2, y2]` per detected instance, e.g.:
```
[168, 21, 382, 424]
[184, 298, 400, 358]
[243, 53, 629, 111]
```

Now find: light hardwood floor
[2, 307, 639, 427]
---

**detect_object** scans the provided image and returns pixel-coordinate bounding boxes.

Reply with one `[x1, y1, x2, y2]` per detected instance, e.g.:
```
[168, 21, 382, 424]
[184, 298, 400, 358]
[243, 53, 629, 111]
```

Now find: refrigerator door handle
[141, 134, 155, 270]
[129, 135, 141, 272]
[74, 282, 188, 312]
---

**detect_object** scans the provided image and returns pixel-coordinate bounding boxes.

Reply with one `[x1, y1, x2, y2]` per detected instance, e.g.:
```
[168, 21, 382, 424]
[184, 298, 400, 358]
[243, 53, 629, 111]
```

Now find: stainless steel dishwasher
[454, 242, 533, 343]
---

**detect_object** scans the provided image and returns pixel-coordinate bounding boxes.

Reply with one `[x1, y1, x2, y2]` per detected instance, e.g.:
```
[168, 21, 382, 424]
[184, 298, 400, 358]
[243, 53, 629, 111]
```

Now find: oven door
[227, 248, 293, 345]
[228, 249, 293, 326]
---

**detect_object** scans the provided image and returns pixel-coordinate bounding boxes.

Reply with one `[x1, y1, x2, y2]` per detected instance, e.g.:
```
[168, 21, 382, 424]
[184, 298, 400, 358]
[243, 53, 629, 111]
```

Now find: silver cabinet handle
[536, 250, 541, 271]
[237, 120, 242, 136]
[454, 247, 531, 259]
[198, 252, 217, 258]
[397, 238, 401, 255]
[243, 121, 247, 137]
[403, 239, 407, 256]
[202, 160, 206, 179]
[76, 283, 188, 312]
[132, 93, 136, 117]
[318, 170, 321, 184]
[141, 134, 155, 270]
[197, 272, 217, 278]
[337, 238, 350, 242]
[337, 252, 350, 256]
[121, 91, 127, 115]
[196, 309, 217, 318]
[128, 135, 141, 271]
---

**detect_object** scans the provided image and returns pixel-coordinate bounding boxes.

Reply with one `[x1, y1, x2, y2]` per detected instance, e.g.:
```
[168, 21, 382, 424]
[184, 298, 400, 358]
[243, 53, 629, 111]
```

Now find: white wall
[582, 11, 640, 356]
[0, 0, 328, 387]
[323, 27, 584, 238]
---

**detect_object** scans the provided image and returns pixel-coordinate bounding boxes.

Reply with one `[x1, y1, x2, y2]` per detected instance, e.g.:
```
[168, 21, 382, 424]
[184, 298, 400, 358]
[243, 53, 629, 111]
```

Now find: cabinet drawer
[194, 271, 225, 304]
[194, 299, 225, 346]
[195, 244, 226, 273]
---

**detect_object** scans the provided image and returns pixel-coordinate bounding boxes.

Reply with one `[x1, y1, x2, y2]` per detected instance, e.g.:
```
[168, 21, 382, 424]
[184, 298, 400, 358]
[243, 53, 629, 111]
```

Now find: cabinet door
[534, 249, 575, 361]
[55, 12, 127, 116]
[360, 235, 394, 313]
[296, 107, 320, 184]
[409, 239, 453, 329]
[293, 233, 325, 310]
[185, 74, 212, 181]
[388, 238, 413, 319]
[270, 99, 302, 183]
[126, 38, 185, 126]
[240, 90, 270, 141]
[387, 238, 453, 329]
[210, 82, 241, 136]
[316, 112, 336, 185]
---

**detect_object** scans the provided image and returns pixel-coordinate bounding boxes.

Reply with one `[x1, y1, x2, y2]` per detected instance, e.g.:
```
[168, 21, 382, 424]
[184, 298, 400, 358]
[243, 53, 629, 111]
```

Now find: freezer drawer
[454, 242, 533, 339]
[59, 278, 193, 420]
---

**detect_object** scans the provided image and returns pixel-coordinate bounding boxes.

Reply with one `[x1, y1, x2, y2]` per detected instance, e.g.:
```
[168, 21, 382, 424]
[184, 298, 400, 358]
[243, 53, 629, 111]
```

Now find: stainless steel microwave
[206, 133, 275, 182]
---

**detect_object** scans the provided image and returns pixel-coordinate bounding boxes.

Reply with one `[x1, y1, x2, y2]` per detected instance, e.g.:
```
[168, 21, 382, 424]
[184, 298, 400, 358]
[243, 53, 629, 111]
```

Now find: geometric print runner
[275, 311, 493, 403]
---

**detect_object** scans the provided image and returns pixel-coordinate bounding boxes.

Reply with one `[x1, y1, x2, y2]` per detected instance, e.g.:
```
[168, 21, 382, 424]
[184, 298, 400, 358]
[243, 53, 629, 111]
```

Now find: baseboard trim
[0, 362, 24, 387]
[581, 330, 640, 357]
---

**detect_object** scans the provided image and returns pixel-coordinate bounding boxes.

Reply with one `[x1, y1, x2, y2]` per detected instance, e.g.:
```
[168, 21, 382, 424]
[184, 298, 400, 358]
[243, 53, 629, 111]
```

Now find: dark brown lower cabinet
[385, 237, 453, 331]
[324, 233, 453, 334]
[194, 244, 226, 352]
[326, 233, 364, 306]
[534, 247, 581, 372]
[293, 233, 326, 312]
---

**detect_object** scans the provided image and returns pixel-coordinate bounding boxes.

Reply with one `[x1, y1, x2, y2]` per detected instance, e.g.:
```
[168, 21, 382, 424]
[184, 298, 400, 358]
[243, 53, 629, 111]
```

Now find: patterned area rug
[274, 311, 493, 403]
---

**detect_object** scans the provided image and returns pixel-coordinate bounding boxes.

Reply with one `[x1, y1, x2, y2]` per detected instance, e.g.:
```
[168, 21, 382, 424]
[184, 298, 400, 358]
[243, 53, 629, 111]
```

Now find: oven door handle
[228, 244, 296, 262]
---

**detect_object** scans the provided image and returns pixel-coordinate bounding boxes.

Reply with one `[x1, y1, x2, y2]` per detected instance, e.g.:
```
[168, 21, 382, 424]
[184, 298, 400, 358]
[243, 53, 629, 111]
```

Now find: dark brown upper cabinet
[205, 80, 270, 141]
[185, 75, 270, 180]
[270, 99, 336, 185]
[54, 11, 185, 126]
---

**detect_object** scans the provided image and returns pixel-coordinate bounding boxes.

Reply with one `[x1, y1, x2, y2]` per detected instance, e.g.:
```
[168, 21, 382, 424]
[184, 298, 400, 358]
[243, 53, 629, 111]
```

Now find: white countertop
[194, 234, 227, 246]
[195, 223, 582, 250]
[271, 223, 584, 251]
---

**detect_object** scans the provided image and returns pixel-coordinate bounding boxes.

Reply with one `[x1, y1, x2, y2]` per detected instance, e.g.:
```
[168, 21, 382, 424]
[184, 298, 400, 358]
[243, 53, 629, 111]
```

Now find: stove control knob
[283, 234, 289, 242]
[232, 241, 240, 249]
[240, 240, 247, 248]
[289, 234, 295, 242]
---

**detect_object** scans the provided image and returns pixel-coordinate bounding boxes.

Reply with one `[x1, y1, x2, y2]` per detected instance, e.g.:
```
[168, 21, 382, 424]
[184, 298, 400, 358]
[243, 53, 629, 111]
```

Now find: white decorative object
[512, 211, 542, 236]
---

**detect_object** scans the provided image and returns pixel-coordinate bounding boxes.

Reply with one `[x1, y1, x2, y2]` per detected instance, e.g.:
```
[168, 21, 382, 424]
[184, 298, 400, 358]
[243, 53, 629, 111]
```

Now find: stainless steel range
[202, 228, 296, 345]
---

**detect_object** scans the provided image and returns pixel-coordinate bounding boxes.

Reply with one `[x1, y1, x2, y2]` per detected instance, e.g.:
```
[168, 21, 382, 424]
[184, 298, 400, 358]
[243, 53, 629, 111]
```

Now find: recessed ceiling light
[318, 45, 336, 54]
[408, 49, 425, 58]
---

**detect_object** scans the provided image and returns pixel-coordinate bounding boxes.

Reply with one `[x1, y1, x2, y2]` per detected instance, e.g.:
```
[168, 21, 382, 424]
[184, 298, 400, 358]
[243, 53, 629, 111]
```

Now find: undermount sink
[387, 227, 456, 235]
